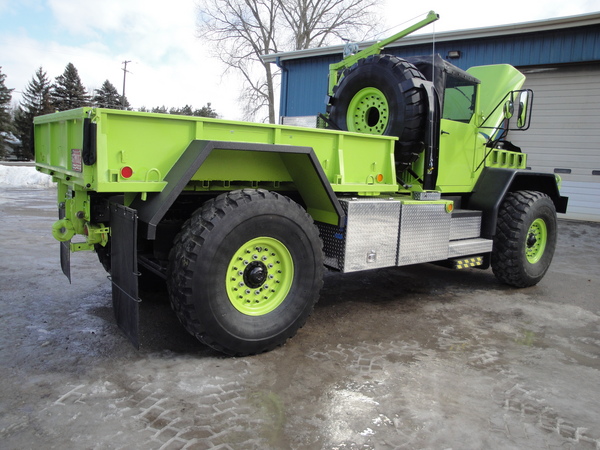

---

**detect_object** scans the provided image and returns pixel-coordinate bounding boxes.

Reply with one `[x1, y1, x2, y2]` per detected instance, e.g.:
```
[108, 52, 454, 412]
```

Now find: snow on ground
[0, 165, 54, 188]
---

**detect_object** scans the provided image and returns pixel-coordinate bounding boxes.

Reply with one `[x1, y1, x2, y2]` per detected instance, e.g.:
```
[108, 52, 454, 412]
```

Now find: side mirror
[506, 89, 533, 130]
[517, 90, 531, 128]
[478, 89, 534, 131]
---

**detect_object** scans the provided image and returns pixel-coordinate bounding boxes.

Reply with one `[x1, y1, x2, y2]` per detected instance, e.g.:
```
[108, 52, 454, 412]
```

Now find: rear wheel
[492, 191, 557, 287]
[167, 189, 324, 356]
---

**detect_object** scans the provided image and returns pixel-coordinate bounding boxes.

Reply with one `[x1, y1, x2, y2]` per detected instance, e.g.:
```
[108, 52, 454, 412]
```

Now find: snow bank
[0, 165, 54, 188]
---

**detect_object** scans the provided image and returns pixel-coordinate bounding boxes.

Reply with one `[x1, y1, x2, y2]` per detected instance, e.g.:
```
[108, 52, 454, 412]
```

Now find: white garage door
[511, 64, 600, 222]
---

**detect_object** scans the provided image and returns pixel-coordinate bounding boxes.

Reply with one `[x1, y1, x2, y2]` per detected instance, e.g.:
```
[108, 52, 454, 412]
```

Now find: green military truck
[34, 13, 567, 355]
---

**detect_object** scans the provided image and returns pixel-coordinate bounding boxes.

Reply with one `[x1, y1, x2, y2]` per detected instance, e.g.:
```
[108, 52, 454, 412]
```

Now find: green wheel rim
[226, 237, 294, 316]
[525, 218, 548, 264]
[346, 87, 389, 134]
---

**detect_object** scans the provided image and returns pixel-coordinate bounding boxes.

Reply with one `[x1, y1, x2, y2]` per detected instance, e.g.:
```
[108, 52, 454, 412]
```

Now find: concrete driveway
[1, 187, 599, 449]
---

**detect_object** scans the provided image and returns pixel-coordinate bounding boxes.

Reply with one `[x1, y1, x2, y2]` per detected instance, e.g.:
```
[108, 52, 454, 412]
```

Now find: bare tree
[197, 0, 380, 123]
[279, 0, 379, 51]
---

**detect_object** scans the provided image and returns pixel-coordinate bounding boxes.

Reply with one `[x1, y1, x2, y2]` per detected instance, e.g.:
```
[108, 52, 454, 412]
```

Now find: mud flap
[60, 241, 71, 283]
[109, 202, 141, 349]
[58, 205, 72, 283]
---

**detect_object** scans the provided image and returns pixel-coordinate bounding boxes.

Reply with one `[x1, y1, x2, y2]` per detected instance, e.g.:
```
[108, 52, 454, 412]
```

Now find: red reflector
[121, 166, 133, 178]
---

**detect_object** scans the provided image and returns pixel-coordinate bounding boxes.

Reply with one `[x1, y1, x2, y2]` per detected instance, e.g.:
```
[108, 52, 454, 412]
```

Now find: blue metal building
[263, 12, 600, 221]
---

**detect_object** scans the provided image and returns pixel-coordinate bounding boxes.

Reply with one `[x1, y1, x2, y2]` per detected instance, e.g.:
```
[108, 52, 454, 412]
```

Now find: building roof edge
[261, 11, 600, 63]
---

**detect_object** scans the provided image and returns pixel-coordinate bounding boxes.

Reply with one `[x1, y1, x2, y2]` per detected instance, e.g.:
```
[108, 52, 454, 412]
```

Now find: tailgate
[34, 108, 91, 187]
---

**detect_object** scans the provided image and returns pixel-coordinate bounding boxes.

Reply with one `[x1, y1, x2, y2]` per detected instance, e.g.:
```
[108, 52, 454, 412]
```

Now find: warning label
[71, 149, 82, 172]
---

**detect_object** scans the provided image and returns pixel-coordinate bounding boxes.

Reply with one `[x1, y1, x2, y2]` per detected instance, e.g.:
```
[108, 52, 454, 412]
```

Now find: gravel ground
[1, 187, 599, 449]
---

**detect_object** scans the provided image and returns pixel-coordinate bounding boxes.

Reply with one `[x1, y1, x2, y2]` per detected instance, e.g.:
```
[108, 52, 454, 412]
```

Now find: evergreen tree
[151, 106, 169, 114]
[51, 63, 90, 111]
[194, 102, 218, 118]
[93, 79, 129, 109]
[145, 104, 218, 117]
[14, 67, 54, 160]
[0, 67, 14, 158]
[170, 105, 194, 116]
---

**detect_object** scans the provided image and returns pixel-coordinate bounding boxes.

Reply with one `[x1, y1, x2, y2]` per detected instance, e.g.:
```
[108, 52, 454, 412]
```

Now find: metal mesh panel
[317, 221, 345, 271]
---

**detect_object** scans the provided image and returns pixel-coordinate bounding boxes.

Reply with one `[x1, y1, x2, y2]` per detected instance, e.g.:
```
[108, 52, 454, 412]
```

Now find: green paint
[226, 237, 294, 316]
[525, 218, 548, 264]
[35, 108, 397, 196]
[346, 87, 389, 134]
[34, 55, 541, 253]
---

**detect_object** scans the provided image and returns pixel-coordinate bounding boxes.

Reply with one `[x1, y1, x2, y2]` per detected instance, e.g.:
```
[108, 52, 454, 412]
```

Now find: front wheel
[167, 189, 324, 356]
[492, 191, 557, 287]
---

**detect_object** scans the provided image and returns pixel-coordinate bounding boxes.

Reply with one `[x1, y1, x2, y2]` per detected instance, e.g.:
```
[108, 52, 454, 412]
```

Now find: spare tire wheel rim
[347, 87, 389, 134]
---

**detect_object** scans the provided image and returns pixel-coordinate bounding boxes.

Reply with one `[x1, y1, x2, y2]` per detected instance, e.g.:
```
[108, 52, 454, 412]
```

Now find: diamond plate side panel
[450, 211, 482, 240]
[448, 238, 493, 258]
[317, 199, 401, 272]
[343, 199, 401, 272]
[397, 204, 451, 266]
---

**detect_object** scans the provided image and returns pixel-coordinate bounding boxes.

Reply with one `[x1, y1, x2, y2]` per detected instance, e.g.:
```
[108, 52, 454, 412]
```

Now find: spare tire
[327, 54, 427, 171]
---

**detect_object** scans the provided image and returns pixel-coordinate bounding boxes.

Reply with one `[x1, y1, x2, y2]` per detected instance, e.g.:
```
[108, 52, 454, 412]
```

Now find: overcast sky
[1, 0, 599, 120]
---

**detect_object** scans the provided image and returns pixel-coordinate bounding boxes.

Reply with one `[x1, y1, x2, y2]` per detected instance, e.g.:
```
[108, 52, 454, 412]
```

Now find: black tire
[167, 189, 324, 356]
[326, 54, 427, 170]
[492, 191, 557, 287]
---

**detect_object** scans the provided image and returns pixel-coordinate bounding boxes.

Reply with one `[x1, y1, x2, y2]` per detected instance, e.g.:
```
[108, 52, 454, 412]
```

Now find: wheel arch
[467, 167, 568, 238]
[130, 140, 346, 240]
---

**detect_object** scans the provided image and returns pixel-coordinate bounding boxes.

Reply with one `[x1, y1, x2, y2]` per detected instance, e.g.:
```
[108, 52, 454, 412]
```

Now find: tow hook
[52, 219, 75, 242]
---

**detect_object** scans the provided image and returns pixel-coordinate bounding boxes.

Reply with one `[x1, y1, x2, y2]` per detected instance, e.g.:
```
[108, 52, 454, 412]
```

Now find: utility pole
[121, 60, 132, 109]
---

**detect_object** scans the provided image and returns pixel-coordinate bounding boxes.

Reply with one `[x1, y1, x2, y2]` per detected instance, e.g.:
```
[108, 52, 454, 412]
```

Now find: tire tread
[492, 190, 557, 287]
[167, 189, 323, 355]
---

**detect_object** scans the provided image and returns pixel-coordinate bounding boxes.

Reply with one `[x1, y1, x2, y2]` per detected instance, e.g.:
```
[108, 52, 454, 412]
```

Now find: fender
[130, 140, 346, 240]
[468, 167, 568, 238]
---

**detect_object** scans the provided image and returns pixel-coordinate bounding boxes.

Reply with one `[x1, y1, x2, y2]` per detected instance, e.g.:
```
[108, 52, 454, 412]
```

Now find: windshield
[443, 75, 477, 123]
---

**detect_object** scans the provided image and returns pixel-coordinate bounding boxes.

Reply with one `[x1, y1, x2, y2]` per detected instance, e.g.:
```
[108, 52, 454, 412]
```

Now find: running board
[448, 238, 493, 258]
